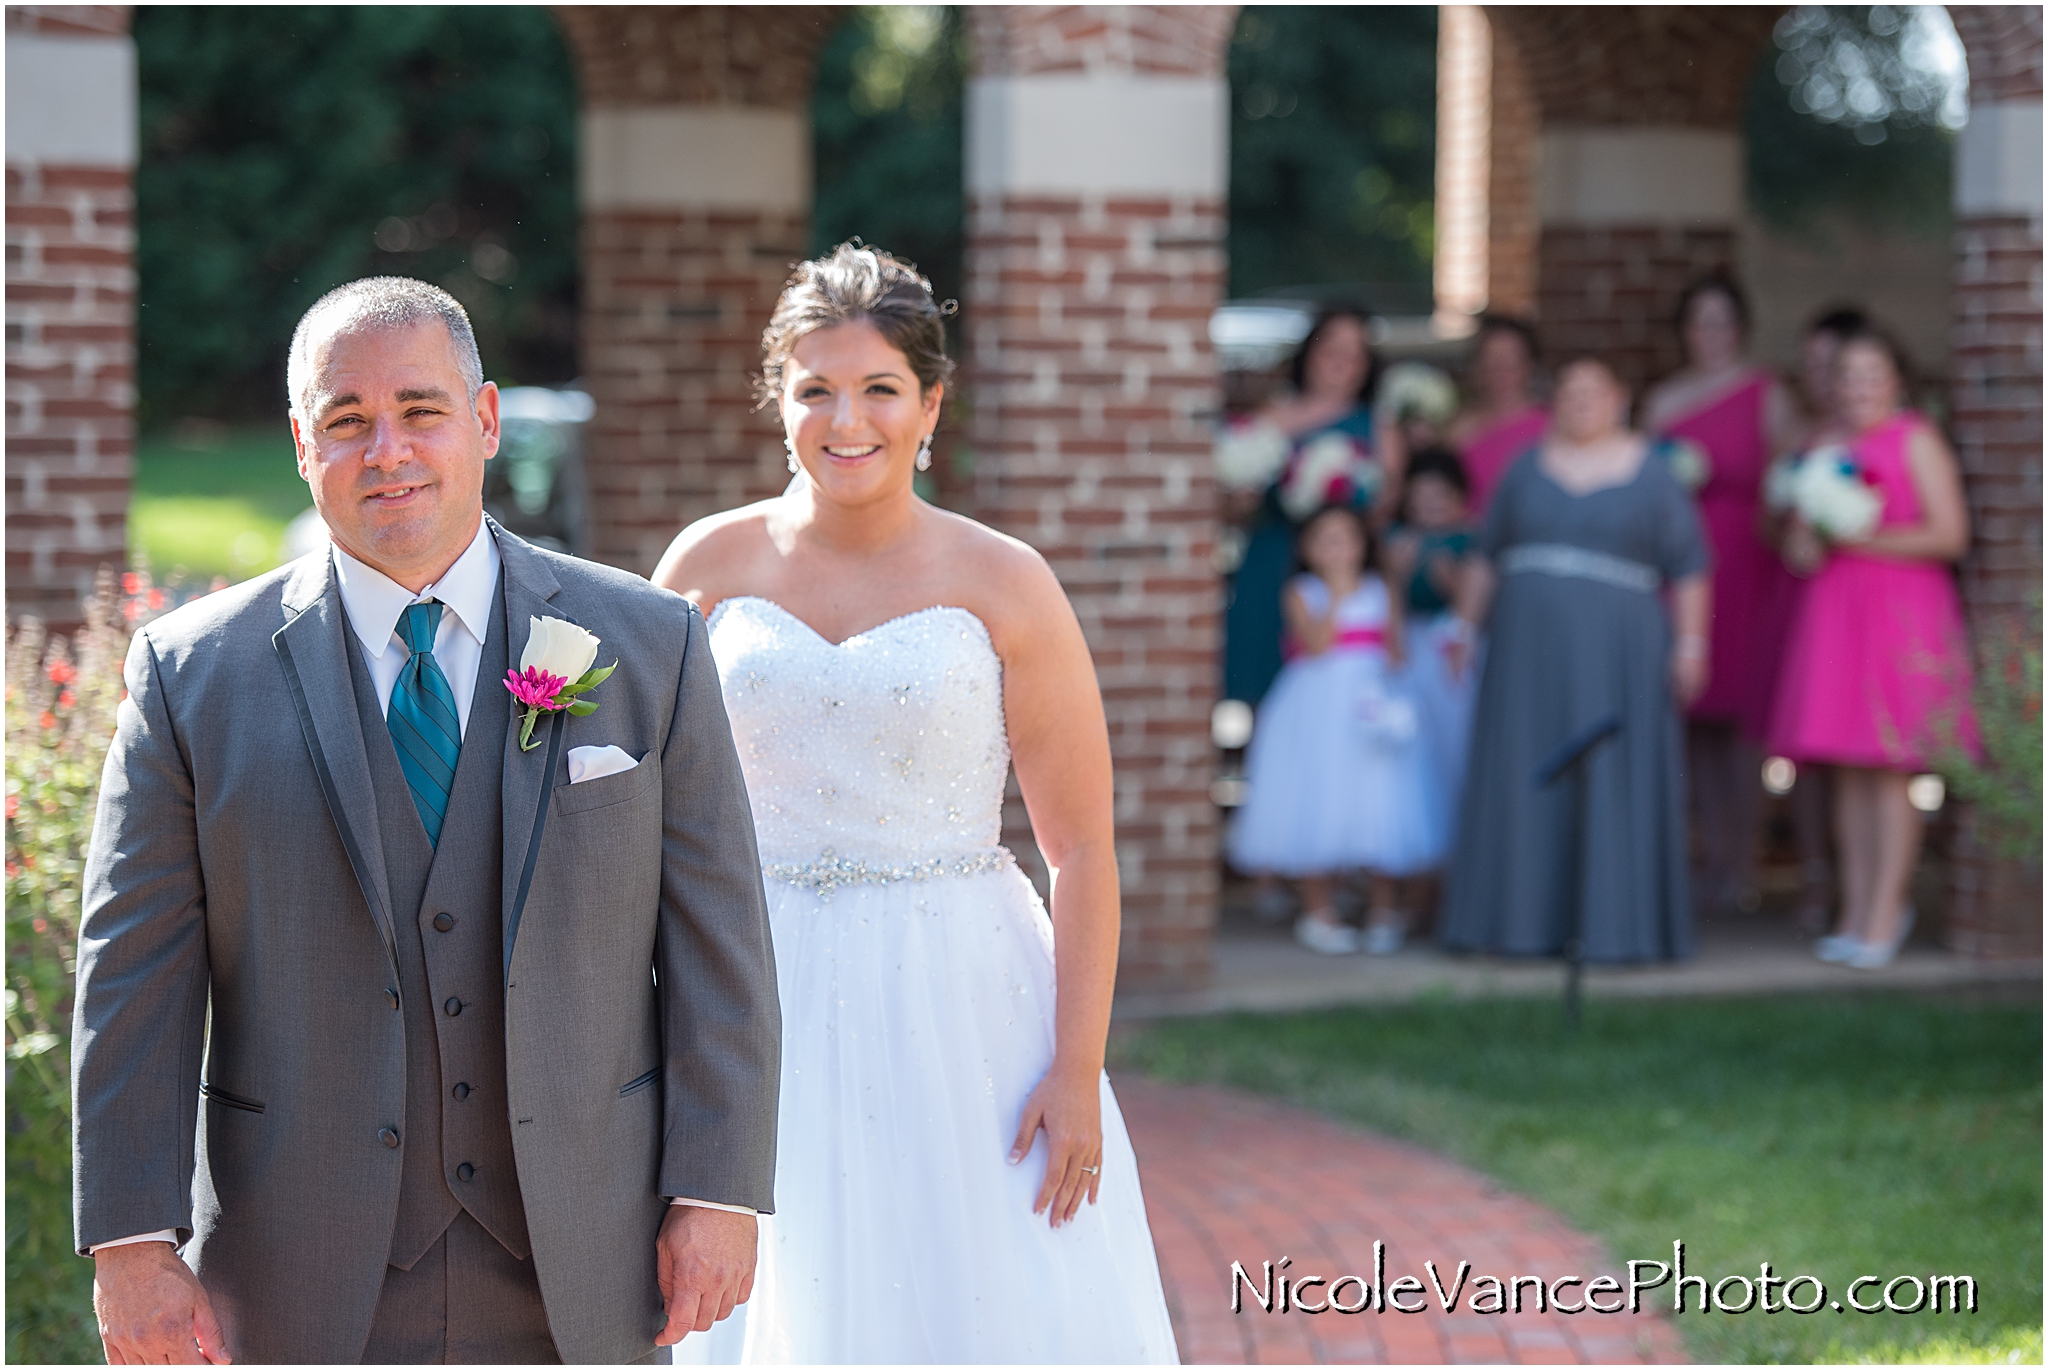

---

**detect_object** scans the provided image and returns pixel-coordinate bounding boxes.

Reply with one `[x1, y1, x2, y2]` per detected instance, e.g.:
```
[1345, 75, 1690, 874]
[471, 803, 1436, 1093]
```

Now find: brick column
[555, 7, 833, 575]
[5, 7, 135, 631]
[964, 6, 1235, 993]
[1943, 5, 2043, 958]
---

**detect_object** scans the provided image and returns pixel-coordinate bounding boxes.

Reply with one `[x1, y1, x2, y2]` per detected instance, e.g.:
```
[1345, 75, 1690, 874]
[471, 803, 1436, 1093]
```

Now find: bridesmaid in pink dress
[1642, 274, 1800, 916]
[1448, 315, 1548, 519]
[1769, 328, 1977, 970]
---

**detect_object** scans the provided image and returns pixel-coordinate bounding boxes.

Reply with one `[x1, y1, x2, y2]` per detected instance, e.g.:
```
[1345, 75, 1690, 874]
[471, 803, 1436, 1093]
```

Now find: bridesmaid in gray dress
[1439, 359, 1712, 961]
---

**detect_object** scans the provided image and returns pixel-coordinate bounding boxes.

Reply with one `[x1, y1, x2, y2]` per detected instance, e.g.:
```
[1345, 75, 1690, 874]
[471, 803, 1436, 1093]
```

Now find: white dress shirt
[334, 515, 500, 737]
[91, 520, 742, 1254]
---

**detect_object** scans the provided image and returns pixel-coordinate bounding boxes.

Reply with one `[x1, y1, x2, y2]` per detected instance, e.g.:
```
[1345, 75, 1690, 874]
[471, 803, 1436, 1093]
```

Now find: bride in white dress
[653, 243, 1179, 1364]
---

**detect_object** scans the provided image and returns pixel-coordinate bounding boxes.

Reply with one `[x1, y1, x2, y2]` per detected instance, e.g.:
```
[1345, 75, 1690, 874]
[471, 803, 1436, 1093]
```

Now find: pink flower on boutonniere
[505, 615, 617, 751]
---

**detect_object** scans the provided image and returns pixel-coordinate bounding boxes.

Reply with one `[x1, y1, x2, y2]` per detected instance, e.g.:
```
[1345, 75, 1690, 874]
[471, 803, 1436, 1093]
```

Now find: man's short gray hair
[286, 276, 484, 423]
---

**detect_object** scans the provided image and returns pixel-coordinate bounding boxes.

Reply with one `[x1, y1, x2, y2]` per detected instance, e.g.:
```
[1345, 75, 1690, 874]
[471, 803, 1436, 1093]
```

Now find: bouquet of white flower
[1764, 444, 1882, 543]
[1213, 418, 1292, 493]
[1278, 431, 1383, 521]
[1376, 361, 1459, 428]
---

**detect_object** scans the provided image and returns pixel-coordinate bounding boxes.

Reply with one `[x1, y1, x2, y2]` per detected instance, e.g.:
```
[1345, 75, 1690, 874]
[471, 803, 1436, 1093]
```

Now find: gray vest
[344, 583, 530, 1269]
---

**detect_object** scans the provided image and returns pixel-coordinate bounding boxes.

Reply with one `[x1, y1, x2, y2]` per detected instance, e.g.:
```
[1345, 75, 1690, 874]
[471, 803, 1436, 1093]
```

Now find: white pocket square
[566, 744, 639, 784]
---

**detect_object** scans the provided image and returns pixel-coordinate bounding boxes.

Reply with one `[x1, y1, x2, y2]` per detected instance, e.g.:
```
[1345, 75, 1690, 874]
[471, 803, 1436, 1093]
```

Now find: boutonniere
[505, 616, 616, 751]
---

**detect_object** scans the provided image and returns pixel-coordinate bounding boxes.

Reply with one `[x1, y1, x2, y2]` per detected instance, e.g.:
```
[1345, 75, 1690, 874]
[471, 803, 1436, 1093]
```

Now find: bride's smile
[781, 318, 942, 503]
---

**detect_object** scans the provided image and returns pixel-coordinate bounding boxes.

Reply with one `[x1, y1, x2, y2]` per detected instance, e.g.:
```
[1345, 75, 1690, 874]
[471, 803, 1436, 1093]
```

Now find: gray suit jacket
[72, 523, 780, 1363]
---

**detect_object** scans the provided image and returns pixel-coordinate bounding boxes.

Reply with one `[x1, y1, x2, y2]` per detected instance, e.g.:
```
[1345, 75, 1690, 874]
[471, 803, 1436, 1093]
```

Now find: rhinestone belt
[1499, 542, 1661, 594]
[762, 845, 1017, 899]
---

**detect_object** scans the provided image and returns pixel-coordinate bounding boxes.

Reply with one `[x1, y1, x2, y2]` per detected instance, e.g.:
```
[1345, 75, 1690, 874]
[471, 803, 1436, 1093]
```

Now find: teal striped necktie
[388, 601, 462, 846]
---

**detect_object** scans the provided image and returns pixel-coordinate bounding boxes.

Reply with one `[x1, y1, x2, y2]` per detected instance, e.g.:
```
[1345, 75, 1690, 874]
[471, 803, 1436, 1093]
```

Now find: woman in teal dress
[1220, 309, 1408, 706]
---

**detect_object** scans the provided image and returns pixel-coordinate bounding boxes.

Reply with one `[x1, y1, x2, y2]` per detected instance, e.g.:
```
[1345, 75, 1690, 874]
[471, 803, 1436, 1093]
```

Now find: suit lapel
[272, 553, 401, 975]
[493, 522, 566, 982]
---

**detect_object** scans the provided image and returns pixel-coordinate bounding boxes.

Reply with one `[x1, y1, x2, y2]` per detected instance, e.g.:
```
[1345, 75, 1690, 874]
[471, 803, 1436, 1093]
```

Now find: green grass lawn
[1110, 992, 2042, 1365]
[131, 425, 312, 582]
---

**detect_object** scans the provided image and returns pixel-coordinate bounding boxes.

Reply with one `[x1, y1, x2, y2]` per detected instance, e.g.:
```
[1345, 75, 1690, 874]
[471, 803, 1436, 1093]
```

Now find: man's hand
[655, 1205, 757, 1346]
[94, 1241, 230, 1365]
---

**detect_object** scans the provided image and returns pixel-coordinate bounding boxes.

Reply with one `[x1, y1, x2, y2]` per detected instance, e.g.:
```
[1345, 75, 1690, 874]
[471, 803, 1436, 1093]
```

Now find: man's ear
[476, 381, 502, 461]
[289, 415, 312, 483]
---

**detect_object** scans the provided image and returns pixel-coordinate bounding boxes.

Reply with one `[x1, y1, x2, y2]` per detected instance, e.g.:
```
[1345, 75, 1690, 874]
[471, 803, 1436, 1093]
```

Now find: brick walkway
[1118, 1078, 1689, 1364]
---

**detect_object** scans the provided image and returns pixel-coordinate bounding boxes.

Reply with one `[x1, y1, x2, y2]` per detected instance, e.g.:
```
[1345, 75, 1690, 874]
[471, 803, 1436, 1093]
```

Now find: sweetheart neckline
[709, 595, 995, 651]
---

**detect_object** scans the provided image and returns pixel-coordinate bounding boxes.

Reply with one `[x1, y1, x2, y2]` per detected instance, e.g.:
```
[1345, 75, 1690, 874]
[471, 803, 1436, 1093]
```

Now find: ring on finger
[1080, 1164, 1100, 1175]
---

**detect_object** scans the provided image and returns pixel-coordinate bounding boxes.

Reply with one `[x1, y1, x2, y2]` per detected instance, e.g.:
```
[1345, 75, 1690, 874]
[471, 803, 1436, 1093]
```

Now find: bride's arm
[984, 544, 1118, 1230]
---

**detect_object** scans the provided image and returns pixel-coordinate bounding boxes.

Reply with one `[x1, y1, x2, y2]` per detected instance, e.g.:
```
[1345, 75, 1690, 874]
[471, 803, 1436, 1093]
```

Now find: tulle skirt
[682, 863, 1178, 1365]
[1226, 647, 1447, 877]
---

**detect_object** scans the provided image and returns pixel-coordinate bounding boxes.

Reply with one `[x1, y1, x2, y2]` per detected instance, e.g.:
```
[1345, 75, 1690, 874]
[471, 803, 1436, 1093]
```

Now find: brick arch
[1484, 4, 1781, 130]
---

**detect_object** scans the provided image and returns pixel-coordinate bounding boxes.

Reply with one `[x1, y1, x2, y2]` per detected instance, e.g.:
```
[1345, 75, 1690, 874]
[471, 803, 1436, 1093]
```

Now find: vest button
[379, 1127, 400, 1148]
[456, 1162, 476, 1182]
[384, 988, 399, 1010]
[444, 997, 463, 1017]
[453, 1082, 471, 1101]
[432, 913, 455, 932]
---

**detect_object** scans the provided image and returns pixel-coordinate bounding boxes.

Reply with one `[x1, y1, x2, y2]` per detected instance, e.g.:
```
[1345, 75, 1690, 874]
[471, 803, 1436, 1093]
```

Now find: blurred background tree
[133, 5, 580, 430]
[810, 6, 968, 310]
[1225, 5, 1439, 313]
[1747, 3, 1965, 234]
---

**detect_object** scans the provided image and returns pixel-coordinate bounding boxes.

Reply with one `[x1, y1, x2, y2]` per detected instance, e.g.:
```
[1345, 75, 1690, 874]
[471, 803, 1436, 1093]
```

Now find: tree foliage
[1745, 5, 1961, 236]
[133, 6, 579, 428]
[809, 6, 968, 308]
[1226, 6, 1438, 308]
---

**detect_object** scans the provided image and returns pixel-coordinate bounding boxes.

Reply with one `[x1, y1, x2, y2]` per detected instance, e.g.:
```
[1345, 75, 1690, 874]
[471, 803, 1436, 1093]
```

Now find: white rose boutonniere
[504, 615, 616, 751]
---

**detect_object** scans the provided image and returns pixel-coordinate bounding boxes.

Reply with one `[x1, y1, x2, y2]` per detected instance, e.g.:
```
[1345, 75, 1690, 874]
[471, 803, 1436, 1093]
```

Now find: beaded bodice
[706, 597, 1013, 887]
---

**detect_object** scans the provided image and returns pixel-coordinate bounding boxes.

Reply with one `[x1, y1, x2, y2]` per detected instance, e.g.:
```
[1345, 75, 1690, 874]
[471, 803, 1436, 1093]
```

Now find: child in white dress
[1383, 447, 1480, 899]
[1227, 504, 1446, 954]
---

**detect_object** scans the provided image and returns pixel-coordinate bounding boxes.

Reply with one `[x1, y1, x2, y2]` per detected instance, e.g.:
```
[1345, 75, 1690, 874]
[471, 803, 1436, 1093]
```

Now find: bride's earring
[915, 434, 934, 472]
[785, 437, 800, 475]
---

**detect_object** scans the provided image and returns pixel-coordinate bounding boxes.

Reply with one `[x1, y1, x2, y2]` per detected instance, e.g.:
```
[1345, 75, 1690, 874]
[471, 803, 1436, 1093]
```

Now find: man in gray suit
[73, 277, 779, 1363]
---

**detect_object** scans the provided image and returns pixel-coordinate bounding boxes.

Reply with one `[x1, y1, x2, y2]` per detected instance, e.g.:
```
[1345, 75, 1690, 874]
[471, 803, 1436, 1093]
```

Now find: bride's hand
[1009, 1064, 1104, 1228]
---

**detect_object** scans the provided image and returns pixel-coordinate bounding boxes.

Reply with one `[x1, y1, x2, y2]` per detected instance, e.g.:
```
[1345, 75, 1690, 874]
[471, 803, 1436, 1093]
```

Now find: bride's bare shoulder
[928, 507, 1073, 641]
[652, 499, 783, 610]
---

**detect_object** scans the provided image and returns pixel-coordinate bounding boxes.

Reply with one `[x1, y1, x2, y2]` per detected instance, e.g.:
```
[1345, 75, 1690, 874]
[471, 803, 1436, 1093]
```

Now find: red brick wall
[553, 6, 837, 106]
[1943, 5, 2043, 958]
[968, 5, 1236, 78]
[5, 6, 134, 632]
[966, 8, 1233, 992]
[1948, 6, 2044, 104]
[1536, 225, 1738, 399]
[1486, 18, 1540, 320]
[577, 209, 809, 572]
[1484, 6, 1778, 128]
[1491, 7, 1777, 391]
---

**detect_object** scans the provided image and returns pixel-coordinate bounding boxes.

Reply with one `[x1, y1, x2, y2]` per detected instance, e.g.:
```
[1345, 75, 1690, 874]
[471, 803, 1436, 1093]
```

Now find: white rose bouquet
[1764, 444, 1882, 543]
[1213, 418, 1292, 493]
[1376, 361, 1459, 429]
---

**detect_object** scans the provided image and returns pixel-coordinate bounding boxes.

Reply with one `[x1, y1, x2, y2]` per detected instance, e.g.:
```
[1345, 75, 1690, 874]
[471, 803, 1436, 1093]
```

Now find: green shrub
[1939, 611, 2043, 862]
[6, 570, 172, 1365]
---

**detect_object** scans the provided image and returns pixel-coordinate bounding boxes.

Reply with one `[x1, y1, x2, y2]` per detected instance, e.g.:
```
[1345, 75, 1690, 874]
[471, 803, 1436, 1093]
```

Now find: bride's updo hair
[756, 241, 956, 408]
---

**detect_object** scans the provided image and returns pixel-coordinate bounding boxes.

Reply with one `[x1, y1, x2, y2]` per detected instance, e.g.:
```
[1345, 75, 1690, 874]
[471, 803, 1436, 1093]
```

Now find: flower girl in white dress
[1227, 505, 1446, 954]
[653, 244, 1177, 1364]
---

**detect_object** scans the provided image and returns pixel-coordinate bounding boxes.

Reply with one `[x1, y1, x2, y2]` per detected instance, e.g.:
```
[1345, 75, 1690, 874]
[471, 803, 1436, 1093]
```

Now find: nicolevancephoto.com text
[1232, 1241, 1980, 1318]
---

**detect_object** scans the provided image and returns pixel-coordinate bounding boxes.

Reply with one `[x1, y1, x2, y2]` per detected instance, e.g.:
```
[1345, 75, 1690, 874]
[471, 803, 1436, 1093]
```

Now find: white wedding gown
[689, 596, 1179, 1365]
